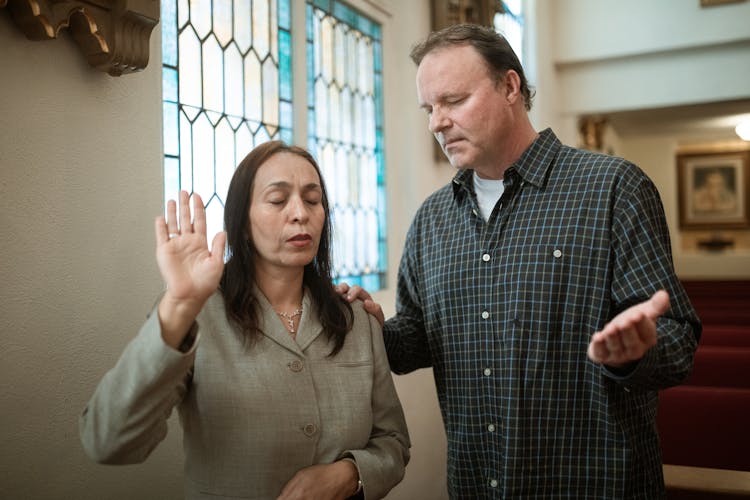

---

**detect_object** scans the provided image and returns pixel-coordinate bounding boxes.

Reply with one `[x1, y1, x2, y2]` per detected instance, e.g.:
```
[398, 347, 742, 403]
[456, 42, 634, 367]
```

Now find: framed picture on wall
[677, 150, 750, 229]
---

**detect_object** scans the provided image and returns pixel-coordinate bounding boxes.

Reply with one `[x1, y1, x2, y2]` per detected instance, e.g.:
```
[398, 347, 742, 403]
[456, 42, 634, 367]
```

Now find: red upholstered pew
[658, 280, 750, 498]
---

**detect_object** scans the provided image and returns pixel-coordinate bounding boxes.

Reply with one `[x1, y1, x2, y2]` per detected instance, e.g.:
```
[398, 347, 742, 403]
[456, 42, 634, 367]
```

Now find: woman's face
[248, 152, 326, 276]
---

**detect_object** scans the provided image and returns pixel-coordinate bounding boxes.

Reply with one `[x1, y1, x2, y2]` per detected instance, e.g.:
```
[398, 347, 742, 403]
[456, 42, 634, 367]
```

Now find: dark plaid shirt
[383, 129, 700, 499]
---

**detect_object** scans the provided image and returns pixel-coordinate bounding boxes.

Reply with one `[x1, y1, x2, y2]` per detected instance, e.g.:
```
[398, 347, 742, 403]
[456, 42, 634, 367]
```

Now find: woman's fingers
[192, 192, 207, 236]
[166, 198, 178, 236]
[178, 190, 192, 233]
[155, 215, 169, 245]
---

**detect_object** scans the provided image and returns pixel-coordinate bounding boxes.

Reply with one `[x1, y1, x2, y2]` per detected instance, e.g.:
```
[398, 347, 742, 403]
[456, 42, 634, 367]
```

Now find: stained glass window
[495, 0, 523, 62]
[161, 0, 293, 240]
[306, 0, 386, 290]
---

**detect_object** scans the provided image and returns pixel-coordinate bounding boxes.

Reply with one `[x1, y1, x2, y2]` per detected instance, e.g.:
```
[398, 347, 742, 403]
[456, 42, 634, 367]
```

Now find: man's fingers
[646, 290, 670, 320]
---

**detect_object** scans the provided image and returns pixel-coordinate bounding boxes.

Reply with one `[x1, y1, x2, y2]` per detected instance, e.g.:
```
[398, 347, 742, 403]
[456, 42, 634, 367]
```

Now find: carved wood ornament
[1, 0, 159, 76]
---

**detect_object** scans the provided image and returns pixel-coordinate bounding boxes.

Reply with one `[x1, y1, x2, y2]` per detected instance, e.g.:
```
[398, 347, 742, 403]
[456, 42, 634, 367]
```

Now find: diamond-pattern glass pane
[307, 0, 386, 289]
[162, 0, 292, 241]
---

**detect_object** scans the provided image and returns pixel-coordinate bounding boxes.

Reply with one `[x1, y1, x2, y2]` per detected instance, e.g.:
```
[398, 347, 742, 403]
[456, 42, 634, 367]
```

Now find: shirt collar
[451, 128, 561, 198]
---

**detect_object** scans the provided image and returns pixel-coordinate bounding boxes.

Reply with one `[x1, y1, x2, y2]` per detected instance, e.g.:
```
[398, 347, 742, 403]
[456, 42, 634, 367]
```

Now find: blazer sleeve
[342, 312, 411, 499]
[79, 309, 196, 464]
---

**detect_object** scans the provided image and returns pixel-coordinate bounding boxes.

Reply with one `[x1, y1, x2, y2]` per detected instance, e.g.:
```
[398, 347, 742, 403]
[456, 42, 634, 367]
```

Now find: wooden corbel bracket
[1, 0, 160, 76]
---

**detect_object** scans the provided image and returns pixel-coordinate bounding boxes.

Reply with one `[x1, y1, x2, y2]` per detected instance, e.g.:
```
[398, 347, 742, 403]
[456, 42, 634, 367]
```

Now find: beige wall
[1, 0, 749, 498]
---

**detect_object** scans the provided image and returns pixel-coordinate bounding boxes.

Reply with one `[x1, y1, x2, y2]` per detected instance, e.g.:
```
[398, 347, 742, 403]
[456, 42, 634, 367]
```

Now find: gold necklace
[276, 307, 303, 333]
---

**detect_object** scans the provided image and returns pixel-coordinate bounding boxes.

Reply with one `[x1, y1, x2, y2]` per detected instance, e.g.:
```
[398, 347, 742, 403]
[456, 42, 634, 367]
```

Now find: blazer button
[303, 423, 317, 436]
[289, 360, 303, 372]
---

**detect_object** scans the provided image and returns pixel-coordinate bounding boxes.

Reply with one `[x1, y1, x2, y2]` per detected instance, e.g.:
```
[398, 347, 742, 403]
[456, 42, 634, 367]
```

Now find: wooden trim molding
[1, 0, 159, 76]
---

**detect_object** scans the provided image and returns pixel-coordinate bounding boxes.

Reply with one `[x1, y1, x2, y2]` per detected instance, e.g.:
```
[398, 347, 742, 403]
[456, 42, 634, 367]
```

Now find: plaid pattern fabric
[384, 129, 700, 499]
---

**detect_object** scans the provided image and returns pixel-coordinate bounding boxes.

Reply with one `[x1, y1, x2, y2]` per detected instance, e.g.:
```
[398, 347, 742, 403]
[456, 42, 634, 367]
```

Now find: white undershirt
[473, 171, 505, 222]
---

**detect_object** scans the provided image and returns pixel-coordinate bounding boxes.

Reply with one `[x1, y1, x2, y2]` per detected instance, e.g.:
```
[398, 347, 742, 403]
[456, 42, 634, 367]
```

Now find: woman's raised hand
[155, 190, 227, 348]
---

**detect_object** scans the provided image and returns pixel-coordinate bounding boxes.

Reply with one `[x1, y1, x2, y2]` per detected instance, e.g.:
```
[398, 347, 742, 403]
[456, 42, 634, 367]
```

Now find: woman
[80, 141, 410, 499]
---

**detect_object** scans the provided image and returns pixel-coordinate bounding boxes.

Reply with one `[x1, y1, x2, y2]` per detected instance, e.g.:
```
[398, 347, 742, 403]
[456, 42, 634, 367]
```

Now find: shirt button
[483, 368, 492, 376]
[289, 360, 303, 372]
[489, 479, 498, 488]
[303, 423, 317, 436]
[482, 253, 490, 262]
[487, 424, 496, 432]
[481, 311, 490, 319]
[553, 249, 562, 258]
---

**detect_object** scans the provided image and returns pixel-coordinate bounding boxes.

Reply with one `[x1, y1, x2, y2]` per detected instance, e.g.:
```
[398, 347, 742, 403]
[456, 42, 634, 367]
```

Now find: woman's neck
[254, 266, 305, 312]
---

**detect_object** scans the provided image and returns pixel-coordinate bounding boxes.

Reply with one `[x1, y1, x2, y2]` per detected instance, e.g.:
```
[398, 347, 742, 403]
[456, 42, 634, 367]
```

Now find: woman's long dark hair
[220, 140, 353, 355]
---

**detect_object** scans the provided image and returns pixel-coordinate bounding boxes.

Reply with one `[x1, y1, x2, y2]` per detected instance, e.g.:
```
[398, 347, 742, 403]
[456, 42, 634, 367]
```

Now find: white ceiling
[607, 98, 750, 143]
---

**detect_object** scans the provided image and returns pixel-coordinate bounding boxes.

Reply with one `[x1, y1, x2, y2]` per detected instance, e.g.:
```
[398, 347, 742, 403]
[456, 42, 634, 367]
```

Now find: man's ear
[503, 69, 522, 103]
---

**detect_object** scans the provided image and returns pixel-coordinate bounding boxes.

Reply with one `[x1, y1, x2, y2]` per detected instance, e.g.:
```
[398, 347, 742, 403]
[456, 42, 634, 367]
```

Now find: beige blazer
[80, 290, 410, 499]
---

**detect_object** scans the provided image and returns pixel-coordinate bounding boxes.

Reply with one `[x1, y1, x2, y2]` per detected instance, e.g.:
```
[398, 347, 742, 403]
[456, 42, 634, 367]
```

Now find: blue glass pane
[280, 127, 293, 144]
[280, 100, 293, 129]
[312, 0, 330, 12]
[163, 101, 179, 156]
[373, 40, 382, 72]
[279, 30, 292, 100]
[161, 0, 177, 66]
[164, 157, 180, 213]
[163, 0, 291, 209]
[163, 67, 178, 103]
[279, 0, 291, 30]
[333, 1, 354, 27]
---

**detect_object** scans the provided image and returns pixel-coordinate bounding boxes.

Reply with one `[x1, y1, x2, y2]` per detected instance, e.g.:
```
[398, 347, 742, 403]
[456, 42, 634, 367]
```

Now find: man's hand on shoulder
[335, 283, 385, 327]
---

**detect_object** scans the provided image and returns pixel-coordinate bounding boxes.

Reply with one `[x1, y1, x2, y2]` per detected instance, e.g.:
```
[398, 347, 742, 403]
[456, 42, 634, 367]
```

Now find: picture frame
[677, 150, 750, 229]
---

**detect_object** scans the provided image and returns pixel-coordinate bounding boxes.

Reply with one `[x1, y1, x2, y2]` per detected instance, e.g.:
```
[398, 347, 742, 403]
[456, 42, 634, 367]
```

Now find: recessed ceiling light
[736, 120, 750, 141]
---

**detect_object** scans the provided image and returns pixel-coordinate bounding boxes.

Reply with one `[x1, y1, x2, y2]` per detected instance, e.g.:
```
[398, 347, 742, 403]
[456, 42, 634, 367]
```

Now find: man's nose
[428, 106, 449, 134]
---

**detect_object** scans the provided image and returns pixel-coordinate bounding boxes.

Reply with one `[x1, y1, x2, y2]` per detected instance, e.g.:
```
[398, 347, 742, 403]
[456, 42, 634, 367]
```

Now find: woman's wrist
[338, 458, 362, 497]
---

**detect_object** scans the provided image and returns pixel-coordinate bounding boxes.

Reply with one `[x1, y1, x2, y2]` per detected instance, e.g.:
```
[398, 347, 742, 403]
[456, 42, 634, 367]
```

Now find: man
[342, 24, 700, 498]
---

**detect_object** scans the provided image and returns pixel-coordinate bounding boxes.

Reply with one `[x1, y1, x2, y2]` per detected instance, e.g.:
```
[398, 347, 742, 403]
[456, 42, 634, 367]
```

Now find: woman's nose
[289, 196, 309, 222]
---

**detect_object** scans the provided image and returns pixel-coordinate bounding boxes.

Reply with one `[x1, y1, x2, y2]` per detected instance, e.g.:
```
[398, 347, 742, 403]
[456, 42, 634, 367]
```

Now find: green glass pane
[234, 0, 252, 53]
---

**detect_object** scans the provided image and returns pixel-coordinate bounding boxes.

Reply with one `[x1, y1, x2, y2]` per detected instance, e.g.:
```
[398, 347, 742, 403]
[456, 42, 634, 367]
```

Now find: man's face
[416, 44, 514, 178]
